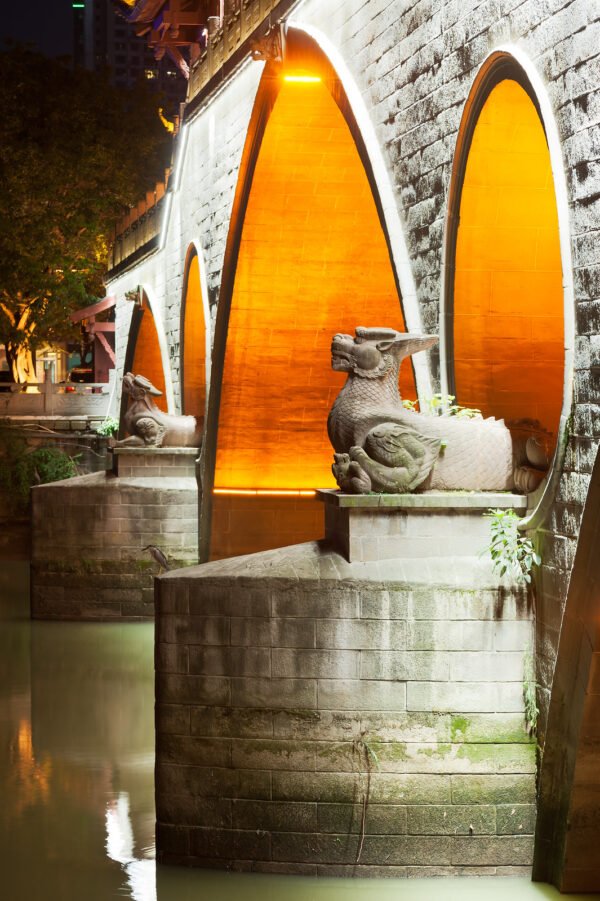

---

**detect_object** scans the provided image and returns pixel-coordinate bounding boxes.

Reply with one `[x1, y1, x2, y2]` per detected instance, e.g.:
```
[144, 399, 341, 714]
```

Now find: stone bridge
[105, 0, 600, 888]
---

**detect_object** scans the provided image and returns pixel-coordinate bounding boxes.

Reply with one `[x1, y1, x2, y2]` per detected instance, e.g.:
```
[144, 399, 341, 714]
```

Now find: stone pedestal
[320, 490, 528, 563]
[155, 491, 536, 875]
[30, 447, 199, 620]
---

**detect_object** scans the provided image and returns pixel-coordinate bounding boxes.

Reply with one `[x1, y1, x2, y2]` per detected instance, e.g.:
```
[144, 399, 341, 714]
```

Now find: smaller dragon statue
[115, 372, 201, 448]
[328, 327, 519, 494]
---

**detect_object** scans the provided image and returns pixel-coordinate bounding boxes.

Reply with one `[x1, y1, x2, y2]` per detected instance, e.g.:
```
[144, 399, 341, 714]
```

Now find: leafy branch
[402, 394, 482, 418]
[95, 417, 119, 437]
[0, 422, 79, 513]
[523, 644, 539, 737]
[485, 508, 540, 584]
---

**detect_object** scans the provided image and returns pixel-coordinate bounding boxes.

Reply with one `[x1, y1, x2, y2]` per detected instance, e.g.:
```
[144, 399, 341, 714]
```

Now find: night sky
[1, 0, 74, 57]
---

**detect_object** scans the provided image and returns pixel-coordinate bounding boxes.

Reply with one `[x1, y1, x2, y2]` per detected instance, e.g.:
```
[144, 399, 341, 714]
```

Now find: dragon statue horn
[133, 373, 163, 396]
[355, 327, 438, 358]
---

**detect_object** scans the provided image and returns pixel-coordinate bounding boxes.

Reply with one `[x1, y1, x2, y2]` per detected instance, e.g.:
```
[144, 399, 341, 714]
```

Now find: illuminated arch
[200, 25, 424, 560]
[120, 288, 172, 431]
[442, 49, 574, 523]
[180, 243, 210, 421]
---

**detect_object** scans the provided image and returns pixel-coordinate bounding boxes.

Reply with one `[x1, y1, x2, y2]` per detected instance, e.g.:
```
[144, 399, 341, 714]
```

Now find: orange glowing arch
[180, 245, 209, 422]
[443, 52, 569, 501]
[200, 29, 419, 560]
[119, 291, 168, 436]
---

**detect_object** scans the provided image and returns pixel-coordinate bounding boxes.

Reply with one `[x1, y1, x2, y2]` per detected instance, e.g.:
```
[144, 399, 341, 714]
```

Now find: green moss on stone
[451, 716, 470, 741]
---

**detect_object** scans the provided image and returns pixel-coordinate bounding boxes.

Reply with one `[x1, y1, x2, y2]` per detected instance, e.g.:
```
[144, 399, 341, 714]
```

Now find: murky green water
[0, 562, 585, 900]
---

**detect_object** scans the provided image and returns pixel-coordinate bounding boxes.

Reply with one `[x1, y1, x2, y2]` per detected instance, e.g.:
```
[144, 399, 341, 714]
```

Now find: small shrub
[402, 394, 482, 418]
[485, 508, 540, 584]
[0, 422, 78, 513]
[95, 416, 119, 437]
[427, 393, 482, 418]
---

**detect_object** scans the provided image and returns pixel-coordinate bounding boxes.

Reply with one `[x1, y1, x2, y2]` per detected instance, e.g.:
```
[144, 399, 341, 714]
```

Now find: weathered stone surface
[233, 800, 317, 832]
[155, 531, 536, 873]
[451, 775, 536, 805]
[31, 452, 198, 620]
[318, 802, 408, 835]
[407, 804, 496, 835]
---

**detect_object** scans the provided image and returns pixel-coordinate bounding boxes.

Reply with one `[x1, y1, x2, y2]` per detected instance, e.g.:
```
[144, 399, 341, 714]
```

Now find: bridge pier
[31, 448, 198, 620]
[156, 493, 535, 874]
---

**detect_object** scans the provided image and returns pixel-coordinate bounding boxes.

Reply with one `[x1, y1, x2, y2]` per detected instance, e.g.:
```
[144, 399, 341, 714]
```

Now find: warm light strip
[283, 75, 322, 83]
[213, 488, 316, 497]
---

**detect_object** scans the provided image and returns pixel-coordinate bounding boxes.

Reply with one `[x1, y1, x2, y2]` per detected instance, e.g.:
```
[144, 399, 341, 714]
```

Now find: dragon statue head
[331, 327, 438, 379]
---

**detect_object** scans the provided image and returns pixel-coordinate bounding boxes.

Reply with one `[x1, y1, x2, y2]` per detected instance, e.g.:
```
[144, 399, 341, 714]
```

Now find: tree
[0, 45, 172, 381]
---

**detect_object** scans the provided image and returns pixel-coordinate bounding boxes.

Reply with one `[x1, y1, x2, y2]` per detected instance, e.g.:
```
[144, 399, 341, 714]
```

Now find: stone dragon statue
[115, 372, 201, 447]
[328, 327, 545, 494]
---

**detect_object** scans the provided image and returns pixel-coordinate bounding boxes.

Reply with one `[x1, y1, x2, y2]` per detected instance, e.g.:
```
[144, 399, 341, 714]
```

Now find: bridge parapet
[188, 0, 290, 102]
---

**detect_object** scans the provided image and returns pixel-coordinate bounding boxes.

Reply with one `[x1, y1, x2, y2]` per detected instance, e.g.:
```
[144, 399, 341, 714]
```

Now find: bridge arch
[441, 48, 574, 525]
[200, 23, 425, 560]
[180, 242, 210, 422]
[119, 287, 173, 434]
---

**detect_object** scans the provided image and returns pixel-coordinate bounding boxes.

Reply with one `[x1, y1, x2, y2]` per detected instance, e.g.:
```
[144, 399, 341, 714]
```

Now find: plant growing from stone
[485, 508, 541, 584]
[96, 416, 119, 437]
[0, 421, 79, 513]
[402, 394, 482, 418]
[522, 644, 539, 737]
[427, 393, 482, 418]
[352, 731, 379, 865]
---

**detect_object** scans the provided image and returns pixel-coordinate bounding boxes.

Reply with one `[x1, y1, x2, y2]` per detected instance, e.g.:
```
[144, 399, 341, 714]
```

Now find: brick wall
[31, 450, 198, 620]
[155, 539, 535, 874]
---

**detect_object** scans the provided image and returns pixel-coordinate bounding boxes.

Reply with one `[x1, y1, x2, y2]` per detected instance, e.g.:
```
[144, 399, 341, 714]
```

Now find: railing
[110, 0, 284, 271]
[111, 185, 167, 268]
[0, 382, 111, 418]
[188, 0, 282, 99]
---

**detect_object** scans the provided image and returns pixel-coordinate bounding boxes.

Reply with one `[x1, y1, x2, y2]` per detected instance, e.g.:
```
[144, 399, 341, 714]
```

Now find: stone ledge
[317, 489, 528, 511]
[112, 447, 199, 456]
[159, 540, 519, 590]
[32, 473, 197, 492]
[111, 446, 199, 478]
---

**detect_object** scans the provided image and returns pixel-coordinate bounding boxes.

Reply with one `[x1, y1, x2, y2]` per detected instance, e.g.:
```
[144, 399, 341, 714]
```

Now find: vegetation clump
[0, 422, 78, 513]
[485, 508, 540, 584]
[95, 417, 119, 437]
[402, 393, 482, 418]
[523, 644, 539, 737]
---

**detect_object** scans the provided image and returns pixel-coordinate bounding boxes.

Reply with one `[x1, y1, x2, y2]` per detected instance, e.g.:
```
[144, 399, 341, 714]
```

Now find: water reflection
[106, 793, 156, 901]
[0, 562, 154, 900]
[0, 562, 588, 900]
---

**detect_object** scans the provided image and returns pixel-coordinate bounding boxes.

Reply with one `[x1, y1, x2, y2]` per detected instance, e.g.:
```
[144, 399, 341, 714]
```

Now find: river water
[0, 561, 584, 901]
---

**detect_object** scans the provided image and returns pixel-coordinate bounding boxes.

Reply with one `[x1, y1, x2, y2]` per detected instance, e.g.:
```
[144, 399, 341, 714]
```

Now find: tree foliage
[0, 421, 79, 513]
[0, 45, 172, 380]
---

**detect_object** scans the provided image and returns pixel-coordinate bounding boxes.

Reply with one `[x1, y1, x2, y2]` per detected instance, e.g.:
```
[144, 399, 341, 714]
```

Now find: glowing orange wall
[182, 254, 207, 421]
[210, 78, 413, 559]
[131, 299, 167, 412]
[454, 80, 563, 449]
[215, 79, 413, 492]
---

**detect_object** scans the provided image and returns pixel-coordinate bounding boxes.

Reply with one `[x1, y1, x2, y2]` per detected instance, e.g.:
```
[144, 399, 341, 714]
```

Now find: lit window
[145, 69, 158, 80]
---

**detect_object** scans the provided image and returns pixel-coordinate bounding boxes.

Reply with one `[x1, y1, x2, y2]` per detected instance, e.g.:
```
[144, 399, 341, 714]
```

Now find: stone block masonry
[155, 537, 535, 875]
[31, 448, 198, 620]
